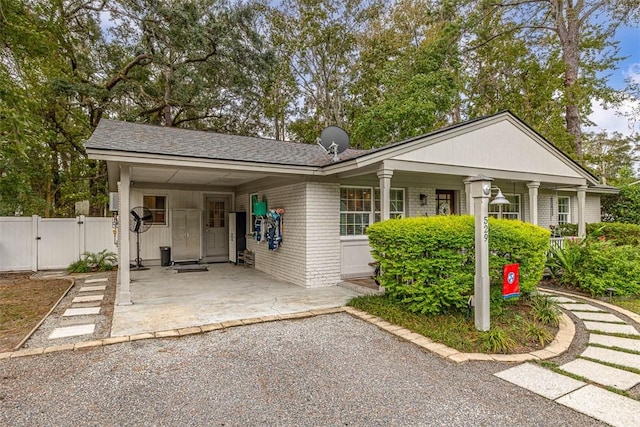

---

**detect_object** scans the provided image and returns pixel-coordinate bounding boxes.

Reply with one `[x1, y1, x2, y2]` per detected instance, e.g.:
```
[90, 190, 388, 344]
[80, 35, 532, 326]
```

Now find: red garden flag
[502, 263, 520, 299]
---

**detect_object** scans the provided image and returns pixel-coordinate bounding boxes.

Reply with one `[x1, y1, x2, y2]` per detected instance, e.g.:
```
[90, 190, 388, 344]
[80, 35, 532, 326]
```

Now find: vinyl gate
[0, 216, 117, 271]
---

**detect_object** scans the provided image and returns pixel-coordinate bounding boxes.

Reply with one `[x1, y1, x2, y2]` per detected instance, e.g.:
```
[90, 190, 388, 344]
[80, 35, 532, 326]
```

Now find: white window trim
[142, 194, 168, 226]
[557, 196, 571, 224]
[488, 193, 521, 220]
[340, 186, 405, 237]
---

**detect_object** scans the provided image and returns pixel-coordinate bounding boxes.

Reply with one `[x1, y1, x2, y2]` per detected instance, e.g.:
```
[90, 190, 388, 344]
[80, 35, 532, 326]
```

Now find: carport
[110, 263, 359, 337]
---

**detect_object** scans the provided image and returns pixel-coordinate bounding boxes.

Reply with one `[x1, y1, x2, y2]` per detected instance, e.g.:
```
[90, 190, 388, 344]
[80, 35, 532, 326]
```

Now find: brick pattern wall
[304, 182, 341, 287]
[241, 183, 307, 287]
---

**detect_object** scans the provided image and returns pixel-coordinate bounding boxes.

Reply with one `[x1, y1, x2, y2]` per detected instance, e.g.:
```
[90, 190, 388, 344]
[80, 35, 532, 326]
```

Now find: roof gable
[338, 112, 597, 185]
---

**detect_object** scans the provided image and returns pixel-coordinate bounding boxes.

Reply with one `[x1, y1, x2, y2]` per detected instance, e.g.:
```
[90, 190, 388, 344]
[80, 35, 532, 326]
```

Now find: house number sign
[483, 216, 489, 242]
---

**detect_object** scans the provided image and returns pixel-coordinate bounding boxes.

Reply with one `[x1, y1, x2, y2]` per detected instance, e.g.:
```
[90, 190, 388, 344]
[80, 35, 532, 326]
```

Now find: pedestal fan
[130, 206, 153, 270]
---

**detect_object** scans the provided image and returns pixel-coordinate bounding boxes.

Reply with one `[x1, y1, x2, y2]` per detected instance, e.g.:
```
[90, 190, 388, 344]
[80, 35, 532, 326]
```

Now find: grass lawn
[348, 292, 559, 354]
[612, 298, 640, 315]
[0, 273, 71, 352]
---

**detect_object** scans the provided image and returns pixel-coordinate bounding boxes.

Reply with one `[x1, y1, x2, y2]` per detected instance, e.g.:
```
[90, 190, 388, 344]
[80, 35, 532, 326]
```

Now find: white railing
[550, 237, 565, 251]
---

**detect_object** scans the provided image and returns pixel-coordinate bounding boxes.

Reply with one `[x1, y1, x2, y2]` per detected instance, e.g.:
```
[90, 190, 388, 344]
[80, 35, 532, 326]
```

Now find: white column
[465, 179, 474, 216]
[577, 185, 587, 238]
[467, 175, 493, 331]
[118, 166, 132, 305]
[527, 181, 540, 225]
[377, 168, 394, 221]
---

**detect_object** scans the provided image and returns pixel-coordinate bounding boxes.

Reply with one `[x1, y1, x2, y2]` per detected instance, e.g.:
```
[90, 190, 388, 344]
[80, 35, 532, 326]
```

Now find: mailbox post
[466, 175, 493, 331]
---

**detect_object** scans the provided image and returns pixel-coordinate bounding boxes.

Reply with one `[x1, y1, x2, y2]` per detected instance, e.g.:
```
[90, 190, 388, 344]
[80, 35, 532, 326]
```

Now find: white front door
[204, 196, 229, 261]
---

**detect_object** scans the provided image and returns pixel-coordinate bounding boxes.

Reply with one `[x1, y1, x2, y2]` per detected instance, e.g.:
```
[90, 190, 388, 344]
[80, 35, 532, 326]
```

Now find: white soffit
[390, 120, 583, 179]
[131, 167, 267, 186]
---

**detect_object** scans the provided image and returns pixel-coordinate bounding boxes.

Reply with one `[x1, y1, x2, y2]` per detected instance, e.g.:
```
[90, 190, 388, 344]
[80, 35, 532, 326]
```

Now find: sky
[587, 24, 640, 138]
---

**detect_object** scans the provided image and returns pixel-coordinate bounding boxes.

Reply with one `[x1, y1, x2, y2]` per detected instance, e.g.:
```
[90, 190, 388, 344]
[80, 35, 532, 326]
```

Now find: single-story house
[85, 111, 617, 304]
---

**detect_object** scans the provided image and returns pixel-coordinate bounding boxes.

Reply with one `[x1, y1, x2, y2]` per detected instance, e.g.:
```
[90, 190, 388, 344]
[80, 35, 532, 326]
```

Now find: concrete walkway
[494, 290, 640, 427]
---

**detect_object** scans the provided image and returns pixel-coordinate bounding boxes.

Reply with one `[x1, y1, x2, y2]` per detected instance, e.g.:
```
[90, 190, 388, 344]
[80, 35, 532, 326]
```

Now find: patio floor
[111, 263, 359, 337]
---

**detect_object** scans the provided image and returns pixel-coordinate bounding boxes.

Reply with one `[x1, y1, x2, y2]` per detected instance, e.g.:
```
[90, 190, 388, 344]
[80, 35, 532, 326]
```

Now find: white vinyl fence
[0, 216, 117, 272]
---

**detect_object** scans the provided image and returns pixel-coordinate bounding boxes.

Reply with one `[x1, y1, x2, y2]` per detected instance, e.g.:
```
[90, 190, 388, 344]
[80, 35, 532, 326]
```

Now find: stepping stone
[49, 324, 95, 339]
[582, 347, 640, 371]
[572, 311, 624, 323]
[590, 334, 640, 353]
[42, 271, 65, 277]
[559, 303, 605, 312]
[556, 385, 640, 427]
[63, 307, 101, 317]
[560, 359, 640, 390]
[583, 321, 639, 336]
[85, 278, 108, 284]
[547, 296, 576, 303]
[71, 302, 101, 308]
[72, 295, 104, 303]
[494, 363, 585, 399]
[79, 285, 106, 292]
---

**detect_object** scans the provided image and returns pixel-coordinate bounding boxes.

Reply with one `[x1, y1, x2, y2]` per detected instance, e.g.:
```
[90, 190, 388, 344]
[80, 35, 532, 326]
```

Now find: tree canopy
[0, 0, 638, 216]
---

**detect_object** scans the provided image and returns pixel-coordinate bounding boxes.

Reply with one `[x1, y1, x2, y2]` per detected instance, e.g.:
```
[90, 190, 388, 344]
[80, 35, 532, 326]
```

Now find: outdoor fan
[129, 206, 153, 269]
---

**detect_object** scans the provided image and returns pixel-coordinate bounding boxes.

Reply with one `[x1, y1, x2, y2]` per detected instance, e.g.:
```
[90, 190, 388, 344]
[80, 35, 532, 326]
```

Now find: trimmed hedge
[577, 243, 640, 296]
[586, 222, 640, 246]
[367, 215, 550, 314]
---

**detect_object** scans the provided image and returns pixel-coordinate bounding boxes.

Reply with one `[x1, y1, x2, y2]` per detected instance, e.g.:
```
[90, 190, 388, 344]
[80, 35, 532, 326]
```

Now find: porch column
[577, 184, 587, 238]
[118, 165, 132, 305]
[464, 178, 474, 215]
[527, 181, 540, 225]
[377, 168, 394, 221]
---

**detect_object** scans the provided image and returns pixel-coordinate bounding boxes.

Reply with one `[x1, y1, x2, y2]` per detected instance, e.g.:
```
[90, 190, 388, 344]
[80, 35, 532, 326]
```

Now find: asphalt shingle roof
[85, 119, 369, 167]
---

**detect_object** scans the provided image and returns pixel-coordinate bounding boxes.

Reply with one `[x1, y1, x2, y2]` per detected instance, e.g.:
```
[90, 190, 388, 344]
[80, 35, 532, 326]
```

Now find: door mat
[174, 265, 209, 273]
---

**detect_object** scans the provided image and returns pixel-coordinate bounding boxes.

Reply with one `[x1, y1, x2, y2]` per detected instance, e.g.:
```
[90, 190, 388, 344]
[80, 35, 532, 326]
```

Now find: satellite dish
[318, 126, 350, 162]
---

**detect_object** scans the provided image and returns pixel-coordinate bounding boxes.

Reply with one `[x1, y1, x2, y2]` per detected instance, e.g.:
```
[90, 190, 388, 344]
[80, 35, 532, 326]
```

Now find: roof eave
[86, 148, 323, 175]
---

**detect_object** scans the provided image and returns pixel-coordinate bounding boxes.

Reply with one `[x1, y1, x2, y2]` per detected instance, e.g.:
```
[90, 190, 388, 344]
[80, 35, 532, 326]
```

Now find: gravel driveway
[0, 314, 605, 426]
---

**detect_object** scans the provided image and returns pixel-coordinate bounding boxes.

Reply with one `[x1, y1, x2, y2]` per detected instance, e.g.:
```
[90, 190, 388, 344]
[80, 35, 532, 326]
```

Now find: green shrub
[551, 223, 578, 237]
[586, 222, 640, 246]
[524, 321, 554, 347]
[546, 240, 583, 285]
[528, 295, 561, 327]
[478, 328, 516, 353]
[367, 215, 550, 314]
[68, 258, 92, 273]
[575, 242, 640, 297]
[67, 250, 117, 273]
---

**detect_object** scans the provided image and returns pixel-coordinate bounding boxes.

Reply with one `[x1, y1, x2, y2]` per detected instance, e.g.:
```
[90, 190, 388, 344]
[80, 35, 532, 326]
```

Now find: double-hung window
[557, 196, 570, 224]
[488, 194, 520, 220]
[142, 195, 167, 225]
[340, 186, 405, 236]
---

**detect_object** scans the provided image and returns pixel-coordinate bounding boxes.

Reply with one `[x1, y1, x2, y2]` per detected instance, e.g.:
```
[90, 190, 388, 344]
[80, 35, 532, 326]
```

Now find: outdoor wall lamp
[489, 187, 510, 206]
[419, 193, 428, 206]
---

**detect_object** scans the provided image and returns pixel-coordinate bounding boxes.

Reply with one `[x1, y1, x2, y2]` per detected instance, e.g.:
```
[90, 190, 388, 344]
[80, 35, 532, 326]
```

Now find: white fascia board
[86, 149, 323, 176]
[586, 186, 620, 194]
[384, 159, 588, 186]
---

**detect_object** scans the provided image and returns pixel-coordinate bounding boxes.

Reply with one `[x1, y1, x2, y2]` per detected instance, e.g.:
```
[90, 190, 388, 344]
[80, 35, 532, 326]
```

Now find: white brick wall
[305, 182, 341, 287]
[241, 183, 307, 287]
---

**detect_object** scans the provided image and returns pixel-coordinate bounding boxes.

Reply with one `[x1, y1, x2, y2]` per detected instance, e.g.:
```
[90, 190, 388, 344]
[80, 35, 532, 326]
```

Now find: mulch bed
[0, 273, 71, 352]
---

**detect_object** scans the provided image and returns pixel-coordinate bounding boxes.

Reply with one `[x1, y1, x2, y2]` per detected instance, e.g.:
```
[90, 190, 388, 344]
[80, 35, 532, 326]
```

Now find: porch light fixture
[490, 187, 510, 206]
[419, 193, 427, 206]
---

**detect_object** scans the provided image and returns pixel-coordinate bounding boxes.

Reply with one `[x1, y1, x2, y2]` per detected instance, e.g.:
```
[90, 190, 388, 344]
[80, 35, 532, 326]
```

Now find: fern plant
[67, 250, 117, 273]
